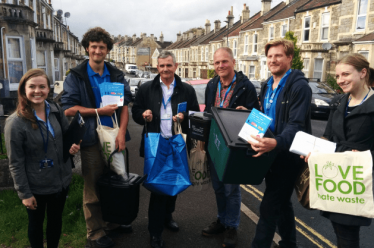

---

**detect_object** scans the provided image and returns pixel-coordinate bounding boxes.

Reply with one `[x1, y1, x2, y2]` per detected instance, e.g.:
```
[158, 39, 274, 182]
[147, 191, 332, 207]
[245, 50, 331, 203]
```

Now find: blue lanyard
[218, 75, 236, 108]
[265, 69, 292, 112]
[36, 115, 49, 158]
[162, 96, 172, 109]
[345, 89, 370, 116]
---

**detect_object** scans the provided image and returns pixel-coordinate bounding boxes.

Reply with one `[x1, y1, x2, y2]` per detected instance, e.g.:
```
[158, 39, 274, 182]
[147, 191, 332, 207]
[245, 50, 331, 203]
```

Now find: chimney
[285, 0, 295, 4]
[188, 30, 194, 39]
[205, 19, 211, 34]
[241, 4, 250, 23]
[48, 0, 52, 6]
[154, 37, 157, 41]
[132, 34, 136, 42]
[214, 20, 221, 32]
[142, 33, 146, 38]
[124, 35, 128, 42]
[261, 0, 272, 15]
[196, 27, 203, 37]
[159, 32, 164, 43]
[150, 34, 154, 39]
[226, 7, 234, 27]
[177, 32, 182, 41]
[183, 32, 188, 40]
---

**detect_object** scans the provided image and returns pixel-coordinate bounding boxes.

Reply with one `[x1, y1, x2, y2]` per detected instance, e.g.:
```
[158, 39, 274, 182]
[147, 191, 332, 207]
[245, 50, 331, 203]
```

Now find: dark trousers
[252, 162, 300, 248]
[26, 187, 68, 248]
[148, 192, 177, 236]
[332, 221, 361, 248]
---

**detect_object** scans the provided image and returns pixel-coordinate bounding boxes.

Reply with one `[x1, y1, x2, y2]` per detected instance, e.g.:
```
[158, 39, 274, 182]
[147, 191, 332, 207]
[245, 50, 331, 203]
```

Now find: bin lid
[98, 172, 142, 188]
[189, 112, 211, 121]
[211, 107, 274, 148]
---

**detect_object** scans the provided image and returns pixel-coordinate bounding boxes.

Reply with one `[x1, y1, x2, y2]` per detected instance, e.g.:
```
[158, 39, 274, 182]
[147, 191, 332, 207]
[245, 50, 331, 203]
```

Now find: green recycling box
[207, 107, 278, 185]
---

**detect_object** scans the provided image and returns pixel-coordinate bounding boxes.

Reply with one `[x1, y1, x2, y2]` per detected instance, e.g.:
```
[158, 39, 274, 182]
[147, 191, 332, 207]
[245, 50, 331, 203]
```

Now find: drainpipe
[1, 27, 6, 80]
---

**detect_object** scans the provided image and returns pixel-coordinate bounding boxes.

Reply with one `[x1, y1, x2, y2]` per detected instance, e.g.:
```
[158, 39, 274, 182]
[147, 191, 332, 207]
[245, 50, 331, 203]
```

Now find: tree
[285, 31, 304, 70]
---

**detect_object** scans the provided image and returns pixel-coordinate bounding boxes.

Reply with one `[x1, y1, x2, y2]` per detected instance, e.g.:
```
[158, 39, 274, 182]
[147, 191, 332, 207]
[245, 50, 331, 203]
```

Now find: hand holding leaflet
[238, 108, 272, 144]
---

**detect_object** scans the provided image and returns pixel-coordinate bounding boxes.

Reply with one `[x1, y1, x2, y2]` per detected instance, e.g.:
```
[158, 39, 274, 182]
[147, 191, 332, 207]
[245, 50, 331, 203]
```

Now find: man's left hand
[115, 131, 126, 152]
[172, 113, 184, 123]
[248, 135, 277, 157]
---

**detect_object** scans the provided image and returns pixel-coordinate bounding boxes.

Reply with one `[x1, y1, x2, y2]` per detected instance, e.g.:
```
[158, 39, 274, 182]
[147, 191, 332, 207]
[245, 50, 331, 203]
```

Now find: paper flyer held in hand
[289, 131, 336, 156]
[99, 82, 124, 107]
[238, 108, 272, 144]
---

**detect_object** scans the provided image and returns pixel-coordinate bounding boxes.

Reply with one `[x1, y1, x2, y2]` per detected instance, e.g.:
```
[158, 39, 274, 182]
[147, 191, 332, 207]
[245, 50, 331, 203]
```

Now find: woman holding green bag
[302, 53, 374, 248]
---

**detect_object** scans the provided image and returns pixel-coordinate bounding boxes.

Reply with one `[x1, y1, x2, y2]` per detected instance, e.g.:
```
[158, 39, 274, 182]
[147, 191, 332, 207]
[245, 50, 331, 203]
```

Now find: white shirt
[160, 77, 175, 138]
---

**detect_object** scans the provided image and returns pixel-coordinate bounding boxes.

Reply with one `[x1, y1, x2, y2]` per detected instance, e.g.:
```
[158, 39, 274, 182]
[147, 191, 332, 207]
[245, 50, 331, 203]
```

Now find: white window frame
[269, 26, 274, 40]
[37, 50, 47, 71]
[211, 45, 215, 60]
[358, 50, 369, 59]
[321, 12, 330, 41]
[313, 58, 324, 81]
[244, 35, 248, 54]
[233, 40, 237, 58]
[201, 48, 204, 62]
[7, 36, 26, 89]
[303, 58, 310, 76]
[205, 47, 208, 62]
[249, 65, 255, 79]
[281, 24, 287, 38]
[42, 6, 46, 29]
[303, 16, 311, 42]
[253, 34, 258, 54]
[356, 0, 368, 31]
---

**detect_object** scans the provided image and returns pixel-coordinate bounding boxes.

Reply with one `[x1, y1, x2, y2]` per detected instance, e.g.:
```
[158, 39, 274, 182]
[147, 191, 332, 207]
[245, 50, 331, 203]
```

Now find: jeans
[27, 187, 68, 248]
[210, 160, 241, 229]
[252, 162, 300, 248]
[331, 221, 360, 248]
[148, 192, 177, 236]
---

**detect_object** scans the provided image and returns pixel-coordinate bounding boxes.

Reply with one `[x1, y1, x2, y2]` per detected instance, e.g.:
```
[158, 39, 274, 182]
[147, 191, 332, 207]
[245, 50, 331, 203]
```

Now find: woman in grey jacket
[4, 69, 80, 248]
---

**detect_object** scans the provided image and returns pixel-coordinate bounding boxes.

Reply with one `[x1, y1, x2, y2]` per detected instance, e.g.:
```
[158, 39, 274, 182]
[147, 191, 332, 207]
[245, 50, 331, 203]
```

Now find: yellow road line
[296, 226, 324, 248]
[240, 185, 337, 248]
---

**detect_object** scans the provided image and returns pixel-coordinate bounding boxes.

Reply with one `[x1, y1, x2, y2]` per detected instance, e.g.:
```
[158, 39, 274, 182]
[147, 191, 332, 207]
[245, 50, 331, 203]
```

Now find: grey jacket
[4, 103, 72, 199]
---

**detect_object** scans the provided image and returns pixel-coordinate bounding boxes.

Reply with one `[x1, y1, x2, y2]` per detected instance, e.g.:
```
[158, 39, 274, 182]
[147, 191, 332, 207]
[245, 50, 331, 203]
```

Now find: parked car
[186, 79, 210, 112]
[128, 78, 141, 100]
[309, 81, 337, 119]
[250, 80, 262, 98]
[134, 78, 152, 99]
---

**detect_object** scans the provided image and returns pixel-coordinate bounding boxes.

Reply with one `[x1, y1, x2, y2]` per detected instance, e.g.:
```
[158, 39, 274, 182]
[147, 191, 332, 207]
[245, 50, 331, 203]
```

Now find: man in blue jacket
[61, 27, 132, 248]
[202, 47, 259, 248]
[248, 39, 312, 248]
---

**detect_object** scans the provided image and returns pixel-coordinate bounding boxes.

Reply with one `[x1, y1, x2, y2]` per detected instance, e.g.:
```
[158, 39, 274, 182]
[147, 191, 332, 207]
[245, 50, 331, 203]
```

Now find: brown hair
[337, 53, 370, 86]
[81, 27, 114, 52]
[16, 69, 51, 129]
[265, 38, 294, 58]
[368, 67, 374, 87]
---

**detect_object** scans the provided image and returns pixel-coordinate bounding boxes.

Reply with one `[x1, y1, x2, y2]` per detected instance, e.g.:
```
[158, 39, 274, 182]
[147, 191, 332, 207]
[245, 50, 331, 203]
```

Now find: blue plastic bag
[143, 132, 191, 196]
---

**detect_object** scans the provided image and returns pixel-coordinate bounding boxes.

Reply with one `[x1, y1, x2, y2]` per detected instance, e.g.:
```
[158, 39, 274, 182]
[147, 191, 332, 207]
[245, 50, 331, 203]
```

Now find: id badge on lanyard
[36, 117, 54, 170]
[161, 96, 172, 120]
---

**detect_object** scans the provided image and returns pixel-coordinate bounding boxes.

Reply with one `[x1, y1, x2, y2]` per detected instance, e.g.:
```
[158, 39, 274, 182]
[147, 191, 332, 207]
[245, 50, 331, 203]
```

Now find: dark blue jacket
[204, 71, 260, 113]
[259, 69, 312, 152]
[61, 60, 132, 148]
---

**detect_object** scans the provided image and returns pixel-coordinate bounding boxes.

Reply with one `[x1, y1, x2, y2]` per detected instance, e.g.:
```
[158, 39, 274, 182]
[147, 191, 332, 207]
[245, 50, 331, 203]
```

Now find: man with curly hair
[61, 27, 132, 248]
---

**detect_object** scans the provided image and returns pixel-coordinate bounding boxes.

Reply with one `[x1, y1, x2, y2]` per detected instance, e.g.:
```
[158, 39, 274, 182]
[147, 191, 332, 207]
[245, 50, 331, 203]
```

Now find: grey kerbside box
[207, 107, 278, 185]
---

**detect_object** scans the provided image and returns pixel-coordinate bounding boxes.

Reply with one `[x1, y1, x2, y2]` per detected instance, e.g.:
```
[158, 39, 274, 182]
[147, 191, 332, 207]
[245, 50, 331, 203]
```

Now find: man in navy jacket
[202, 47, 259, 248]
[248, 39, 312, 248]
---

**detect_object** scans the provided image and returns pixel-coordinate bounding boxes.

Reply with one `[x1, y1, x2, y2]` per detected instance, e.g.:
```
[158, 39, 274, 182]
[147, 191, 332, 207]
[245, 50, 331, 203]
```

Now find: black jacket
[259, 70, 312, 169]
[321, 93, 374, 226]
[204, 71, 260, 113]
[61, 59, 131, 147]
[132, 74, 200, 157]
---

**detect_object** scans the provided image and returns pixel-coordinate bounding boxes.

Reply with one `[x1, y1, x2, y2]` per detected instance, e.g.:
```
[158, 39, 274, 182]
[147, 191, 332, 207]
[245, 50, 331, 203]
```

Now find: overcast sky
[52, 0, 284, 42]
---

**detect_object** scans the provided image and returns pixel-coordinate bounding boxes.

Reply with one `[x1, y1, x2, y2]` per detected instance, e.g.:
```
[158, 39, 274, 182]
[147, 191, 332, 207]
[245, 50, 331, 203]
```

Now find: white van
[125, 64, 138, 74]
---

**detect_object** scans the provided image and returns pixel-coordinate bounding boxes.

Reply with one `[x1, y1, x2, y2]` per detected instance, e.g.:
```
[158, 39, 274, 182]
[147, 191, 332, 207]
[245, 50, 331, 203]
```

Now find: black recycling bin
[97, 148, 146, 225]
[189, 112, 212, 142]
[207, 107, 278, 185]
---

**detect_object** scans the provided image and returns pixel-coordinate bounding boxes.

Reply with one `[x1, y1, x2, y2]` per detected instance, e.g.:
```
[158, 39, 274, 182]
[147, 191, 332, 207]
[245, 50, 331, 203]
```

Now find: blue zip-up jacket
[259, 69, 312, 153]
[61, 60, 132, 148]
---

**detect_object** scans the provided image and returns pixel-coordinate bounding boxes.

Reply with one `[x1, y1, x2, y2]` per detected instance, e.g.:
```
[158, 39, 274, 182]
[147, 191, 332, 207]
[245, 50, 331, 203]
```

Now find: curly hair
[16, 69, 51, 129]
[81, 27, 114, 51]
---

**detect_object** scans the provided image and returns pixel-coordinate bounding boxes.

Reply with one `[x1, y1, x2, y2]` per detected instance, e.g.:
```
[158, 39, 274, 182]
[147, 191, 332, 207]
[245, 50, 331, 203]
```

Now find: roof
[201, 26, 228, 45]
[165, 39, 185, 49]
[295, 0, 341, 13]
[354, 32, 374, 42]
[132, 38, 143, 46]
[156, 41, 172, 48]
[229, 12, 261, 37]
[210, 20, 242, 42]
[180, 37, 198, 48]
[241, 2, 286, 31]
[191, 30, 216, 46]
[266, 0, 309, 22]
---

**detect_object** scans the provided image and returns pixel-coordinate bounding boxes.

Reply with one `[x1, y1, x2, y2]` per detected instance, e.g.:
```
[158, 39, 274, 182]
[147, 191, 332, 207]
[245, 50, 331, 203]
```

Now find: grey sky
[52, 0, 284, 43]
